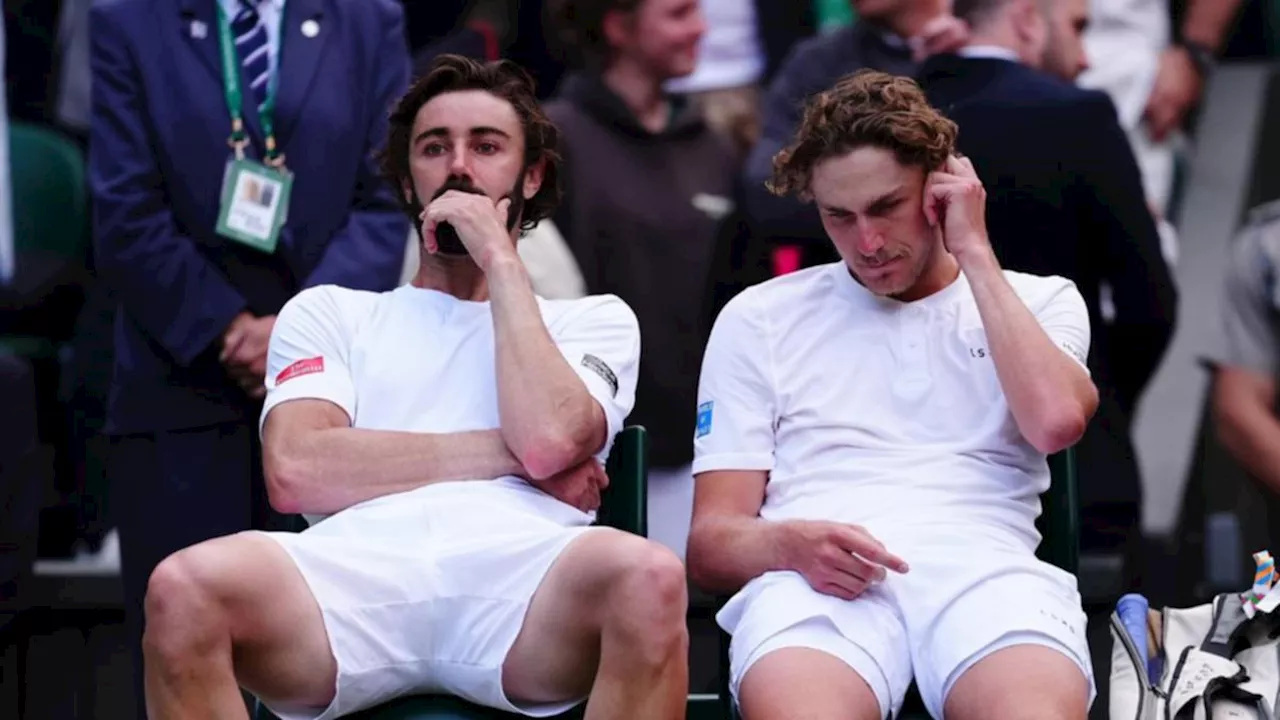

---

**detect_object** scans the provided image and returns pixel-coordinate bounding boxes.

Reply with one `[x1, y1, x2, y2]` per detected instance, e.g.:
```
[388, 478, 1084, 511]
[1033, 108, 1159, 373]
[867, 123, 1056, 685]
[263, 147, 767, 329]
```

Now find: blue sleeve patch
[696, 401, 714, 438]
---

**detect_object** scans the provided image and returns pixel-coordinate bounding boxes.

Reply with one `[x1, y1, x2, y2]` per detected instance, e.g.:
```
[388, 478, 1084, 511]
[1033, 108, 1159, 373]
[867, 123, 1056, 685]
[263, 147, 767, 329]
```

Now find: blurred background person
[661, 0, 814, 160]
[88, 0, 410, 713]
[1212, 201, 1280, 554]
[918, 0, 1178, 593]
[1079, 0, 1245, 246]
[544, 0, 738, 561]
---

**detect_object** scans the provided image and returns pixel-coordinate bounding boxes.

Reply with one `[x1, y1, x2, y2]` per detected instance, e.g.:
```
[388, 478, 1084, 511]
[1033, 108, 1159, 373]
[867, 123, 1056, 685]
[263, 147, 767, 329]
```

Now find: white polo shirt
[693, 262, 1090, 551]
[260, 283, 641, 526]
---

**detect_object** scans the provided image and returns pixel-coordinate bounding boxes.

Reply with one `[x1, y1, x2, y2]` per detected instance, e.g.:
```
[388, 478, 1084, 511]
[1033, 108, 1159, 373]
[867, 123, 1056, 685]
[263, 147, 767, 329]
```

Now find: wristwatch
[1177, 39, 1217, 80]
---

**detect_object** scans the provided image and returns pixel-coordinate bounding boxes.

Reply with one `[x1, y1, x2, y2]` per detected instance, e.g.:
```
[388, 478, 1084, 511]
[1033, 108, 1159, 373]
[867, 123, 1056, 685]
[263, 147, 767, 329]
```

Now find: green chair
[3, 122, 89, 359]
[254, 426, 650, 720]
[706, 446, 1081, 720]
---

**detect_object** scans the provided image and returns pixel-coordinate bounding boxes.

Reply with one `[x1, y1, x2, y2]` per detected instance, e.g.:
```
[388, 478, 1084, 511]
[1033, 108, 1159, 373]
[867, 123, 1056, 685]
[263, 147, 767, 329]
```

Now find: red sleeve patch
[276, 356, 324, 385]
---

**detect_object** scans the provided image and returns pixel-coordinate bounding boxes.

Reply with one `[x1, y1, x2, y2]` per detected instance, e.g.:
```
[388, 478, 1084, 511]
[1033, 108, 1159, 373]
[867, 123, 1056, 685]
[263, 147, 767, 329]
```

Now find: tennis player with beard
[134, 55, 689, 720]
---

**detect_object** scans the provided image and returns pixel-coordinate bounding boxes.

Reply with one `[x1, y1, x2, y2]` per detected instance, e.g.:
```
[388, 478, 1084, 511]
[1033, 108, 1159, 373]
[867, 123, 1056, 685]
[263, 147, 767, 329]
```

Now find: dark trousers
[0, 353, 45, 600]
[109, 418, 289, 717]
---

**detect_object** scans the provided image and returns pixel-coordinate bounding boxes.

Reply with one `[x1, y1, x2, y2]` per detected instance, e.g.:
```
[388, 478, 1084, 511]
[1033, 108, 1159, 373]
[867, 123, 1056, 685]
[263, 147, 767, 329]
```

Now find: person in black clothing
[917, 0, 1178, 583]
[544, 0, 738, 561]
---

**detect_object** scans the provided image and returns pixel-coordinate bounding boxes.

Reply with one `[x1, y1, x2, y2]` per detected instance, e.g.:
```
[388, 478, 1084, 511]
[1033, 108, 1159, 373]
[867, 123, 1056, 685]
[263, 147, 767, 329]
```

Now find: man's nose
[448, 145, 471, 175]
[855, 219, 886, 256]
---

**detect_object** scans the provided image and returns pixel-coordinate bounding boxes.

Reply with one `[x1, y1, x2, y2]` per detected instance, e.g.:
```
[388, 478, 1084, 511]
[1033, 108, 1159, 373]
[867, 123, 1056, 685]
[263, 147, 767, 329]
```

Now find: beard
[420, 173, 526, 257]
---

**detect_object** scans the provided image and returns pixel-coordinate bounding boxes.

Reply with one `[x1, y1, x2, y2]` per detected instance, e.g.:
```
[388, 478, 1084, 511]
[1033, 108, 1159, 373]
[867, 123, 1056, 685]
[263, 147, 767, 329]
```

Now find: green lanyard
[216, 3, 282, 166]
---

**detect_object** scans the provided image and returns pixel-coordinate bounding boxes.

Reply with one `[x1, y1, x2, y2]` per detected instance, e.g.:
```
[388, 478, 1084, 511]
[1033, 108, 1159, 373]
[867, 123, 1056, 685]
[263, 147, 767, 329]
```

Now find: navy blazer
[918, 54, 1178, 417]
[90, 0, 410, 434]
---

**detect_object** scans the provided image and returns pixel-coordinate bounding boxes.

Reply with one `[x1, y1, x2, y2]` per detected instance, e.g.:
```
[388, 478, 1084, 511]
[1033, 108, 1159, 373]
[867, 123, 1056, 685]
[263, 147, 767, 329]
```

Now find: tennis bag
[1110, 592, 1280, 719]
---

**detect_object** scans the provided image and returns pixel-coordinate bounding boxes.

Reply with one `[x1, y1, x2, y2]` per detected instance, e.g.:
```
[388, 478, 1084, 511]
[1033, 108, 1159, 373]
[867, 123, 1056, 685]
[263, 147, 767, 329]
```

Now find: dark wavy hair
[378, 55, 562, 233]
[545, 0, 642, 69]
[769, 70, 957, 200]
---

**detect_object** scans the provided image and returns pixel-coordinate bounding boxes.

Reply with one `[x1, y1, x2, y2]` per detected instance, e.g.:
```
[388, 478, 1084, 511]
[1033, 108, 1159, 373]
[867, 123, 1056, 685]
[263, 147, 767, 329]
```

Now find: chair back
[9, 122, 88, 259]
[598, 426, 649, 536]
[1036, 448, 1080, 574]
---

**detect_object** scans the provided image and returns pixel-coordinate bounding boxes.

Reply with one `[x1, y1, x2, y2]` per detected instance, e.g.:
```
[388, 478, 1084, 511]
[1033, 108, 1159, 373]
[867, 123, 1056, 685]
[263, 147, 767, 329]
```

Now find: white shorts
[721, 527, 1095, 719]
[256, 479, 599, 720]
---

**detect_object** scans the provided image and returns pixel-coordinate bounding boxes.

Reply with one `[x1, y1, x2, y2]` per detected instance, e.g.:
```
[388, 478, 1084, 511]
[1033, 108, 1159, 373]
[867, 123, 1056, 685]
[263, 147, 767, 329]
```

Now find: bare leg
[944, 644, 1088, 720]
[502, 529, 689, 720]
[738, 648, 881, 720]
[143, 532, 336, 719]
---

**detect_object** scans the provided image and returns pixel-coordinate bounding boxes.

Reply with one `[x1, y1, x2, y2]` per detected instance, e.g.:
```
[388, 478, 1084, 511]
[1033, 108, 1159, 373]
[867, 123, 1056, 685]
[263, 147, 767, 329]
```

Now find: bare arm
[932, 156, 1098, 454]
[687, 470, 909, 597]
[963, 250, 1099, 454]
[1213, 367, 1280, 493]
[1181, 0, 1246, 51]
[687, 470, 786, 593]
[485, 253, 605, 479]
[262, 399, 524, 515]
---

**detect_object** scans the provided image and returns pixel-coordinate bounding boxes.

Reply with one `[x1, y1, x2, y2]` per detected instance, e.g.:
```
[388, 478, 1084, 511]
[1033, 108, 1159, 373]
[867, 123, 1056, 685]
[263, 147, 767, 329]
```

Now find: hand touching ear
[924, 155, 993, 263]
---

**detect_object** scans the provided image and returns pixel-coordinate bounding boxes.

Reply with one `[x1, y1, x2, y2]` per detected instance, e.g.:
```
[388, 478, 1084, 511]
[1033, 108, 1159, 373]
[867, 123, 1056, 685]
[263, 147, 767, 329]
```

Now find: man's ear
[1012, 0, 1046, 42]
[522, 156, 546, 201]
[601, 6, 636, 53]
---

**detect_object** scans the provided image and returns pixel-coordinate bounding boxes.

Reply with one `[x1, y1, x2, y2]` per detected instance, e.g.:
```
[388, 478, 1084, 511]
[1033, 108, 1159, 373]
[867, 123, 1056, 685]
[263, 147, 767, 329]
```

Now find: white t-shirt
[692, 263, 1091, 551]
[260, 284, 641, 526]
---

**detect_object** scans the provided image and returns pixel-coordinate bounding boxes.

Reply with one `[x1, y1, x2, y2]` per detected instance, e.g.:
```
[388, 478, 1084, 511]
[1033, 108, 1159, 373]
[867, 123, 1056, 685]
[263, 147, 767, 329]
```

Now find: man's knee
[143, 539, 238, 662]
[602, 540, 688, 658]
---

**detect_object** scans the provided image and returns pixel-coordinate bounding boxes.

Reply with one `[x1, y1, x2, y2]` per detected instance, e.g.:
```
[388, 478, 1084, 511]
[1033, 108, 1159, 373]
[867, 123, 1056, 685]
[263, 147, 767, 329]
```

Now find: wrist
[766, 520, 800, 573]
[480, 248, 526, 280]
[953, 242, 1000, 276]
[1175, 38, 1216, 79]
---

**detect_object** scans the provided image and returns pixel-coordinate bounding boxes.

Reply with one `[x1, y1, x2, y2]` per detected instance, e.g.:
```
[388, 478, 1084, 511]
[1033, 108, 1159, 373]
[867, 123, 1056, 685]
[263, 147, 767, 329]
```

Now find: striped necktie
[229, 0, 270, 113]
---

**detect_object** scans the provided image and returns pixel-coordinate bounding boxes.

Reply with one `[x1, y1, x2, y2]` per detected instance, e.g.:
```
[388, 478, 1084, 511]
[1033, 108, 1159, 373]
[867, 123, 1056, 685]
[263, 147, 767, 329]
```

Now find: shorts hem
[731, 616, 894, 720]
[932, 630, 1095, 719]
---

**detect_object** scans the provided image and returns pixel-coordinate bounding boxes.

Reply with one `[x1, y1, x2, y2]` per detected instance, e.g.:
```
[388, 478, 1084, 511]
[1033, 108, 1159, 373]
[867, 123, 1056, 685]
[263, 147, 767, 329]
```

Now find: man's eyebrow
[413, 126, 513, 144]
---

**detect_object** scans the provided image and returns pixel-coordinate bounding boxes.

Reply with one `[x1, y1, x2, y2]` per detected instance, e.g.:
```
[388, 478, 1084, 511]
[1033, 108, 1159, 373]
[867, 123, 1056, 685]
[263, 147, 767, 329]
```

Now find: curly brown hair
[768, 70, 957, 200]
[378, 55, 562, 233]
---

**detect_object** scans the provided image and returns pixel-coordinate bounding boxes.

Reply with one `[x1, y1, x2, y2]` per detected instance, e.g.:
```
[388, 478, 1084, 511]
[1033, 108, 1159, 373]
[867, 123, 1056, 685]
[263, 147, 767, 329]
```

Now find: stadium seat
[254, 425, 650, 720]
[1, 121, 89, 358]
[700, 446, 1082, 720]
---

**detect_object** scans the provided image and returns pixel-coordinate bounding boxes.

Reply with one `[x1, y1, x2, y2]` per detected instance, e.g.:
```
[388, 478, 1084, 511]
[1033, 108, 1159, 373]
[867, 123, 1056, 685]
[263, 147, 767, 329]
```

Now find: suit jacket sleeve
[740, 41, 828, 246]
[89, 6, 247, 367]
[1074, 92, 1179, 413]
[300, 2, 410, 292]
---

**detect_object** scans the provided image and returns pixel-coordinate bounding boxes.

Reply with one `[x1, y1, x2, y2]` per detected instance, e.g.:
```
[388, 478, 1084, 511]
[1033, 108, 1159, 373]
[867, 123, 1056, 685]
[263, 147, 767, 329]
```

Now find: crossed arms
[260, 259, 639, 517]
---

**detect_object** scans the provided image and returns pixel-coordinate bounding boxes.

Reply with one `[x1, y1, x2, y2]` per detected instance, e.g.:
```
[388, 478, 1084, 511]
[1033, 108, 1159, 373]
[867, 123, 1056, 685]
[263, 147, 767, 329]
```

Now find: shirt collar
[217, 0, 285, 14]
[958, 45, 1022, 62]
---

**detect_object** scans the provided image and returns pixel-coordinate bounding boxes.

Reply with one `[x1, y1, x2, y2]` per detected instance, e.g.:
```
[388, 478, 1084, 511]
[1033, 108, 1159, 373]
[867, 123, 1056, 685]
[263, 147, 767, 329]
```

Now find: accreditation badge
[216, 157, 292, 253]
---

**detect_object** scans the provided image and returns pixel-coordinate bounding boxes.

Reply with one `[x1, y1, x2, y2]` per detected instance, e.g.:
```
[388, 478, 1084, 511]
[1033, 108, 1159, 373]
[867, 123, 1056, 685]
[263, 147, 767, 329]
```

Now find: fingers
[220, 326, 246, 363]
[817, 572, 870, 601]
[1144, 99, 1179, 142]
[834, 526, 910, 574]
[418, 208, 438, 254]
[825, 545, 887, 585]
[497, 196, 512, 218]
